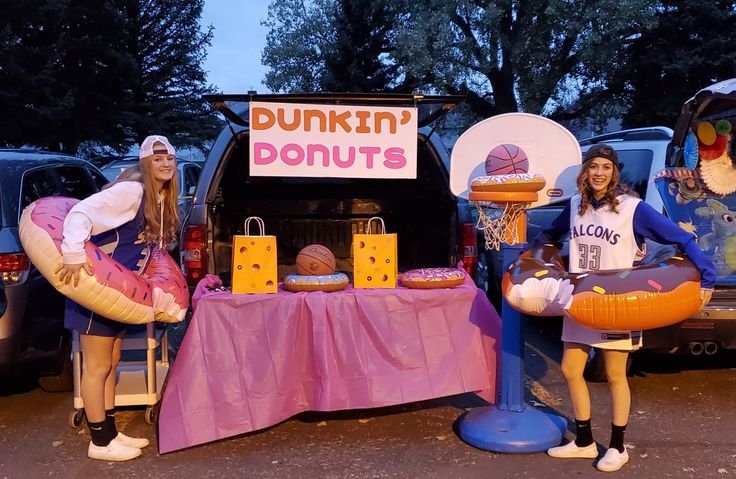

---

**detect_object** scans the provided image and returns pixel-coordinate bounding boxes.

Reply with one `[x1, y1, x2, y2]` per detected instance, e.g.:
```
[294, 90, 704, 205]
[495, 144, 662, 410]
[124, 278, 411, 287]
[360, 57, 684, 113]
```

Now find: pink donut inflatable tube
[19, 197, 188, 324]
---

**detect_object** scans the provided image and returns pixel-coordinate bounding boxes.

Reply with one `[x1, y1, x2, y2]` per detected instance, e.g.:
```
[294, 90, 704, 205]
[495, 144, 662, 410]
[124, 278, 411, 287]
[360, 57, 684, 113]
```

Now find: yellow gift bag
[231, 217, 278, 294]
[353, 217, 398, 289]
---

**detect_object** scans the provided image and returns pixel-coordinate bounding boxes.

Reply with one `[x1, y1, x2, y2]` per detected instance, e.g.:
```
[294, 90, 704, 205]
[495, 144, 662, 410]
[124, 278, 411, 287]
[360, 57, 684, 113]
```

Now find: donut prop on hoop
[400, 268, 466, 289]
[502, 243, 703, 330]
[469, 173, 546, 250]
[19, 197, 188, 324]
[282, 272, 349, 292]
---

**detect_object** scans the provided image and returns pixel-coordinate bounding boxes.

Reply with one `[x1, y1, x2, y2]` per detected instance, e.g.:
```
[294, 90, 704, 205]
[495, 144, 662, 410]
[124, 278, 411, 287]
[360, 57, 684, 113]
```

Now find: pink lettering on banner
[384, 147, 406, 169]
[306, 144, 330, 166]
[358, 146, 381, 169]
[333, 146, 356, 168]
[281, 143, 304, 165]
[253, 142, 277, 165]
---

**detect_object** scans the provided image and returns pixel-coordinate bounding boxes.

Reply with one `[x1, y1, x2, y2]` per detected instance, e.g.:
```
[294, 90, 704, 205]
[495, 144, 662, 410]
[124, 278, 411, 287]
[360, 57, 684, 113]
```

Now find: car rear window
[21, 166, 100, 211]
[617, 149, 653, 200]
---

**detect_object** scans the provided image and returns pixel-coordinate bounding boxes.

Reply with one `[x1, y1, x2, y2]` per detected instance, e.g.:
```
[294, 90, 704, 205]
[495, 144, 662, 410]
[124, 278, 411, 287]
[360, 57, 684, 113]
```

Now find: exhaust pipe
[704, 341, 719, 356]
[688, 341, 704, 356]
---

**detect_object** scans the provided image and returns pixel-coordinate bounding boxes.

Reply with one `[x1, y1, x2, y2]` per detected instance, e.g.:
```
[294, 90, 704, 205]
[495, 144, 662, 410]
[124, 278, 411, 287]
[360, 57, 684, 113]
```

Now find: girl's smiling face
[586, 157, 614, 199]
[151, 154, 175, 188]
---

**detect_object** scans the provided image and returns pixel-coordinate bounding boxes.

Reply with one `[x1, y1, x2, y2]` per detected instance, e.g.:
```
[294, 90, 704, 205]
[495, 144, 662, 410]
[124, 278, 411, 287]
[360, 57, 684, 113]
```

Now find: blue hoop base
[458, 405, 567, 453]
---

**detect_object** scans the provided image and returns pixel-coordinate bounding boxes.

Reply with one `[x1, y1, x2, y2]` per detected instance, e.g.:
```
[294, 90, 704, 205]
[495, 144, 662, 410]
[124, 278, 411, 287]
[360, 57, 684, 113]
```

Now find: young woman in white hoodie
[56, 135, 180, 461]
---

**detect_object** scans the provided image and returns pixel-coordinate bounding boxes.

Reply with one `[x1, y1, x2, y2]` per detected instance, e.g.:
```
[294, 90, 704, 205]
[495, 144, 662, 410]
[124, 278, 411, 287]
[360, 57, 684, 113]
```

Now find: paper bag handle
[366, 217, 386, 234]
[244, 216, 266, 236]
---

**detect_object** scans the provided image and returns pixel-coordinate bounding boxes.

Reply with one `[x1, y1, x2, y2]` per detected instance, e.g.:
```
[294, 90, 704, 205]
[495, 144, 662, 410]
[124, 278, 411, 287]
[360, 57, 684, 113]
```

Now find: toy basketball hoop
[470, 173, 546, 250]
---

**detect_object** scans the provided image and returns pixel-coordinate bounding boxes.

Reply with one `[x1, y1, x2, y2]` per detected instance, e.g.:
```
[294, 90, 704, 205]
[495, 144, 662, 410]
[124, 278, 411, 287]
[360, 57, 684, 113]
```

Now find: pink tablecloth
[158, 277, 501, 453]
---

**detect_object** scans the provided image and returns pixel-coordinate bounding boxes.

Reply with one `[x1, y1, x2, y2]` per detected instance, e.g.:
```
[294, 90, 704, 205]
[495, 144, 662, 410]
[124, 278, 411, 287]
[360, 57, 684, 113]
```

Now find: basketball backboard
[450, 113, 581, 208]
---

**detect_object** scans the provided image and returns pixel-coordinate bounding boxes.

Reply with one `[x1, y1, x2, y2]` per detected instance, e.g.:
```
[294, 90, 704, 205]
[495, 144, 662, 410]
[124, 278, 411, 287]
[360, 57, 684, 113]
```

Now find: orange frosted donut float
[501, 243, 703, 330]
[18, 197, 188, 324]
[282, 272, 349, 292]
[401, 268, 466, 289]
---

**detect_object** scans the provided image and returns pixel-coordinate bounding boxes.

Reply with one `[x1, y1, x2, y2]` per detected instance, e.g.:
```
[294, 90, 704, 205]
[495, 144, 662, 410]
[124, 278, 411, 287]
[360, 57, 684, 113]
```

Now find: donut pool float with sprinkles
[19, 196, 188, 324]
[282, 272, 349, 292]
[501, 243, 703, 330]
[400, 268, 466, 289]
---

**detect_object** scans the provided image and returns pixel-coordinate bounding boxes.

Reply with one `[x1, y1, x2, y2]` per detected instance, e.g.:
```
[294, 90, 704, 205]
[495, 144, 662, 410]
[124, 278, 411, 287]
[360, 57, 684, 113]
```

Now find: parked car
[99, 156, 202, 226]
[179, 93, 479, 289]
[0, 149, 108, 391]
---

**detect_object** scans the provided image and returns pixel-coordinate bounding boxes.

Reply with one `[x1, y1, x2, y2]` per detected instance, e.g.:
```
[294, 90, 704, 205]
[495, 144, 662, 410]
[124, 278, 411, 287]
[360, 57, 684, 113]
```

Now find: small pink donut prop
[282, 272, 349, 292]
[401, 268, 466, 289]
[19, 197, 188, 324]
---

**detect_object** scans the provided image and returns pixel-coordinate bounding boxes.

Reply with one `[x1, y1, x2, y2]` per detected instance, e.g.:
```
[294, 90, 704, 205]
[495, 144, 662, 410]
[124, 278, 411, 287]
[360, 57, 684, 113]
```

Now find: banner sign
[249, 101, 417, 178]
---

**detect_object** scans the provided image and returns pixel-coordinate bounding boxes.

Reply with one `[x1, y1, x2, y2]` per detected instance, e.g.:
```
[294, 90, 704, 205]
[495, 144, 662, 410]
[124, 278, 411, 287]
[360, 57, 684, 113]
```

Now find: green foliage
[262, 0, 659, 122]
[0, 0, 219, 155]
[616, 0, 736, 129]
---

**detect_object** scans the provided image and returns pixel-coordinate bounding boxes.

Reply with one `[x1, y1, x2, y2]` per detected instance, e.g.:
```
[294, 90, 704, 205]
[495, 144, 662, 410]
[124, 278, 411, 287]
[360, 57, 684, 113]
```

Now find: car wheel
[583, 348, 633, 383]
[38, 334, 73, 393]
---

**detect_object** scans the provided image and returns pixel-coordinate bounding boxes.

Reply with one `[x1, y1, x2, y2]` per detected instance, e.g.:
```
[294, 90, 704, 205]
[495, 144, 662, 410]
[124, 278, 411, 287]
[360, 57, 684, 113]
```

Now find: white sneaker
[87, 440, 142, 461]
[547, 440, 598, 459]
[596, 447, 629, 472]
[113, 432, 150, 449]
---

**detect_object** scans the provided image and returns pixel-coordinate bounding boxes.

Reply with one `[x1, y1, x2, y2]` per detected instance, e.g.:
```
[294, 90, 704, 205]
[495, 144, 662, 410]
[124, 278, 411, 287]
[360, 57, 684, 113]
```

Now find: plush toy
[695, 199, 736, 276]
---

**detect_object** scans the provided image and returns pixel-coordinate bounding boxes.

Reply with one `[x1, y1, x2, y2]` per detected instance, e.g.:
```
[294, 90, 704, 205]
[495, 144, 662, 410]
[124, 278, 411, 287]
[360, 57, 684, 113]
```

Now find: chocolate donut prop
[400, 268, 466, 289]
[19, 197, 188, 324]
[502, 243, 703, 330]
[282, 272, 349, 292]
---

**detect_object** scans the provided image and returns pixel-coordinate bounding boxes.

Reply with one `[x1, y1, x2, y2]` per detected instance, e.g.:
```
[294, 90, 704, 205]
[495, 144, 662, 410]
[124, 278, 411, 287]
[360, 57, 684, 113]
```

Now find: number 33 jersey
[564, 193, 645, 350]
[568, 193, 644, 274]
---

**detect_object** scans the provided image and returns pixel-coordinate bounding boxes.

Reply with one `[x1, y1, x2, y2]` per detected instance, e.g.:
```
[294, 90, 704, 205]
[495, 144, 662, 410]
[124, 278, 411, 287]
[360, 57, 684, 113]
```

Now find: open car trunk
[206, 132, 459, 285]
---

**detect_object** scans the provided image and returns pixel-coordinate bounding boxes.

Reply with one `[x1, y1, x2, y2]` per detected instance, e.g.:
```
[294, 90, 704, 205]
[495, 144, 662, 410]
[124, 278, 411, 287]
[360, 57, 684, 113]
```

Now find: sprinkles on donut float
[400, 268, 466, 289]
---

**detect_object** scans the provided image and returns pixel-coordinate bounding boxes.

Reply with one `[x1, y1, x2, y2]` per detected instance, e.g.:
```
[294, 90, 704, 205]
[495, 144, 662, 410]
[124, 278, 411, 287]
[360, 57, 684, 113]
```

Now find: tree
[615, 0, 736, 129]
[121, 0, 219, 151]
[262, 0, 424, 93]
[263, 0, 658, 122]
[0, 0, 219, 154]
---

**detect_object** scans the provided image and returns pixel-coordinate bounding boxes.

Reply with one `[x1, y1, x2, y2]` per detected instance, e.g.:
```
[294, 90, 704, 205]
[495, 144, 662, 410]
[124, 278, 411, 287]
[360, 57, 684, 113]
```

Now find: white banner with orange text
[249, 101, 417, 178]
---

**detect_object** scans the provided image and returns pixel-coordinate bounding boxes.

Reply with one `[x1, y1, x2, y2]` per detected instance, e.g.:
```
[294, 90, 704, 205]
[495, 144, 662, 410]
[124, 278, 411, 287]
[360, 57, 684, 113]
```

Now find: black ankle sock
[105, 409, 118, 442]
[609, 423, 627, 453]
[574, 418, 594, 447]
[88, 420, 109, 447]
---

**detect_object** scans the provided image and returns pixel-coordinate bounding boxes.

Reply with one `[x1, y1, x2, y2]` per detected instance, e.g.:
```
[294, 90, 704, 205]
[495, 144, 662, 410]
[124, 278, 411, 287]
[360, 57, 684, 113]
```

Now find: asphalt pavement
[2, 316, 736, 478]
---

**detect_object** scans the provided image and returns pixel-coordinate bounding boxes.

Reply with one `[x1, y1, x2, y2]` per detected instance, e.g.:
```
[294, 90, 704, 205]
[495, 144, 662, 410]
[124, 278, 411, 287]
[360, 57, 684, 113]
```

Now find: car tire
[583, 348, 633, 383]
[38, 334, 73, 393]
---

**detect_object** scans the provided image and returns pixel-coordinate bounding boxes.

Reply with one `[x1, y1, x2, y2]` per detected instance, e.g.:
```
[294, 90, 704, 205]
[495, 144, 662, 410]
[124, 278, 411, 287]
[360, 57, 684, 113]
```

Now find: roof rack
[579, 127, 673, 146]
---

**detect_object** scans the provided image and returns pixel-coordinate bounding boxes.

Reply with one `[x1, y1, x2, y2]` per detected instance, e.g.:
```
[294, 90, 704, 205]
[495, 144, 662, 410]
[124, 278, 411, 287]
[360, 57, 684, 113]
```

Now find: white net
[473, 201, 531, 250]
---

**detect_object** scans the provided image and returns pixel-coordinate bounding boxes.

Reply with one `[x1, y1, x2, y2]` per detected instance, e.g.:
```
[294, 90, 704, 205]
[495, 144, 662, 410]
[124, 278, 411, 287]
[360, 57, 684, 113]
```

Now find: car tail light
[0, 252, 30, 284]
[460, 223, 477, 277]
[181, 225, 208, 287]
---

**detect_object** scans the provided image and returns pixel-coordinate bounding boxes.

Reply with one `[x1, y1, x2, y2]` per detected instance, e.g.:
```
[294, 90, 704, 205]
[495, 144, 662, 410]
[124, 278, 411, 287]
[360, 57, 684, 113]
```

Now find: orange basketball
[296, 244, 336, 276]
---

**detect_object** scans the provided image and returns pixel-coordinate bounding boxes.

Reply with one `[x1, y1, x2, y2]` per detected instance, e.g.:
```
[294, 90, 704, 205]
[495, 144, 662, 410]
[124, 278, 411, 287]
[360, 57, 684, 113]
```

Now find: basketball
[296, 244, 336, 276]
[484, 144, 529, 175]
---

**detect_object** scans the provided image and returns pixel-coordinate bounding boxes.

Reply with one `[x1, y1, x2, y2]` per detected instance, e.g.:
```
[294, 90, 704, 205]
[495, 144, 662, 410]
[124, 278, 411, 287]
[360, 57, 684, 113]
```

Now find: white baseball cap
[139, 135, 176, 159]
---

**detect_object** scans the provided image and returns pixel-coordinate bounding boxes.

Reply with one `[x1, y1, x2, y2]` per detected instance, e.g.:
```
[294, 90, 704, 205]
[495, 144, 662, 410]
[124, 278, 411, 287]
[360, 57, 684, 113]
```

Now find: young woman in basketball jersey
[537, 144, 715, 472]
[55, 135, 180, 461]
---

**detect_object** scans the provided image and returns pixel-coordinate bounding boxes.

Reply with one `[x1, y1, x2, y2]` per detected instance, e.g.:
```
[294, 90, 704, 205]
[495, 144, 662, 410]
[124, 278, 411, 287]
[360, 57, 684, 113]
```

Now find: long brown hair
[104, 158, 180, 247]
[575, 160, 633, 216]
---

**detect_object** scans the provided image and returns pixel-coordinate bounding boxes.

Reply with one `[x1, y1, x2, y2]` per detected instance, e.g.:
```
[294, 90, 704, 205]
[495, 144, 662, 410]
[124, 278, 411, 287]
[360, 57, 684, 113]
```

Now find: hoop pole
[458, 211, 566, 453]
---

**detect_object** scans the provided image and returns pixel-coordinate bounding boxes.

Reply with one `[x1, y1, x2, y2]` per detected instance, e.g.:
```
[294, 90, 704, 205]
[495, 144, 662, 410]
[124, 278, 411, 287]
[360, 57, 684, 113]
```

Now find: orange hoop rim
[469, 191, 539, 203]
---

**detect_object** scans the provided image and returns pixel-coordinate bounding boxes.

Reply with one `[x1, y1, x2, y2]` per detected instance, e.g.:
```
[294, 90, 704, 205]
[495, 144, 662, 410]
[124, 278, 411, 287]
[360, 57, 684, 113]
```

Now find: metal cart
[68, 323, 170, 428]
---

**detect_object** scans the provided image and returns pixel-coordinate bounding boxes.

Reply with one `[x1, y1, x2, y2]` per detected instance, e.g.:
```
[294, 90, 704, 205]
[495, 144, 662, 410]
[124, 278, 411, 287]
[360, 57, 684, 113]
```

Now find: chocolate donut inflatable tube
[502, 243, 703, 331]
[19, 197, 188, 324]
